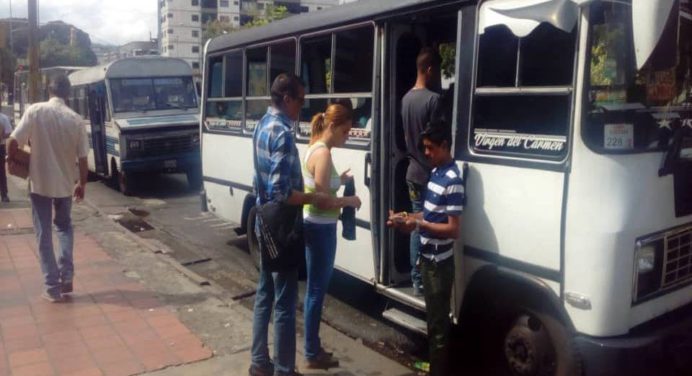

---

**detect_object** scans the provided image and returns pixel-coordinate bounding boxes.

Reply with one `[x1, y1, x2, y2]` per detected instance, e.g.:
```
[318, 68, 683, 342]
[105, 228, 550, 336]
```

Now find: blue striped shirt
[420, 161, 464, 259]
[253, 107, 303, 205]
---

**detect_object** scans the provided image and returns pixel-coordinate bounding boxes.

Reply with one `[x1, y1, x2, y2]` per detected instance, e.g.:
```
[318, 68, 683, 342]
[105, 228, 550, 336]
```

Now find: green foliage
[39, 37, 95, 67]
[439, 43, 455, 79]
[203, 20, 237, 43]
[204, 5, 290, 43]
[0, 47, 17, 91]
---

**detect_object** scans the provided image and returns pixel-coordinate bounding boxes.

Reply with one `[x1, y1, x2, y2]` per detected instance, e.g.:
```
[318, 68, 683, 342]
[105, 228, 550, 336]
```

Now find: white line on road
[210, 223, 234, 228]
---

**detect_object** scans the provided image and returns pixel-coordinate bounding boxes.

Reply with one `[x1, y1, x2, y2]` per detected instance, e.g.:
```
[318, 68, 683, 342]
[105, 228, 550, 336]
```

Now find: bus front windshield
[583, 2, 692, 154]
[110, 77, 198, 113]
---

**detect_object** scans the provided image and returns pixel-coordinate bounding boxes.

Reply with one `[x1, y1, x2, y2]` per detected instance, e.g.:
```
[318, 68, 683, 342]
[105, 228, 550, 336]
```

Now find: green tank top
[302, 141, 341, 223]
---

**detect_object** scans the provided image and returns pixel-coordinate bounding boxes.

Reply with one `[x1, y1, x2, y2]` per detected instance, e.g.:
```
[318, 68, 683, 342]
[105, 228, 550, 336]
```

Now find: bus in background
[201, 1, 692, 375]
[68, 57, 201, 195]
[13, 66, 85, 123]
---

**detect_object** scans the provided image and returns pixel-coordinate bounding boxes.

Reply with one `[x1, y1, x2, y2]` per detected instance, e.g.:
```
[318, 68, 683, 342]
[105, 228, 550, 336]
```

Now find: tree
[0, 47, 17, 94]
[244, 5, 290, 28]
[203, 5, 290, 43]
[39, 37, 95, 67]
[203, 20, 237, 43]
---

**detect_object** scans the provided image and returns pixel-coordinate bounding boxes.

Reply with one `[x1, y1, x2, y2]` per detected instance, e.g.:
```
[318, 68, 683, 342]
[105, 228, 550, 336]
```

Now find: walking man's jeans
[303, 222, 337, 360]
[407, 181, 425, 290]
[251, 222, 299, 375]
[421, 257, 454, 376]
[30, 194, 74, 297]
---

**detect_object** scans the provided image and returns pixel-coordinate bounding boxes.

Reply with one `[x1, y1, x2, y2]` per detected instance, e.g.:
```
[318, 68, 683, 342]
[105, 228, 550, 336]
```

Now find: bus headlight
[129, 140, 142, 150]
[633, 239, 664, 303]
[636, 245, 656, 274]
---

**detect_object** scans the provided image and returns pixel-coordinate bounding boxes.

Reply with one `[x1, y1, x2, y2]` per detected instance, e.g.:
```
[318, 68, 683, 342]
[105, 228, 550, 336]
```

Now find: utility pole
[27, 0, 40, 103]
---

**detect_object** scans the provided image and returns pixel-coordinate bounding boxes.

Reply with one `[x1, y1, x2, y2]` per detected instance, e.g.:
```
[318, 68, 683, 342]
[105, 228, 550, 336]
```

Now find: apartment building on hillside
[157, 0, 346, 75]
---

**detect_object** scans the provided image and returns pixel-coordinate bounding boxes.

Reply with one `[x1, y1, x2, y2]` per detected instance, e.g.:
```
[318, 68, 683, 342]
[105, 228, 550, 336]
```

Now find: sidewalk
[0, 175, 414, 376]
[0, 211, 213, 376]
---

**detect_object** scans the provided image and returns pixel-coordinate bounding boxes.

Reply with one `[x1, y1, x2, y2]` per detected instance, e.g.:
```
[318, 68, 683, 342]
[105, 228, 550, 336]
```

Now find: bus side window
[471, 21, 577, 160]
[299, 25, 375, 144]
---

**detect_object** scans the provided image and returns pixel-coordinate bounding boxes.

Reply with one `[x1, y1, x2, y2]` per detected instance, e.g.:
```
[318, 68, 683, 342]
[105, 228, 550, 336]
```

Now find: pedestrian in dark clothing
[401, 47, 442, 296]
[388, 122, 463, 376]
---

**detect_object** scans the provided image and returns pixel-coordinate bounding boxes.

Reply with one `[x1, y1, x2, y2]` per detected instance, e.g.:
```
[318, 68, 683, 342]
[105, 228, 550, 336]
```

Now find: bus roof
[207, 0, 463, 53]
[68, 57, 193, 87]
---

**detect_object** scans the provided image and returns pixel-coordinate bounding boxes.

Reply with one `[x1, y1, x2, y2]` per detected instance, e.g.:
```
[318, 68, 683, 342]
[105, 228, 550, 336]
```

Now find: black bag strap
[252, 126, 267, 202]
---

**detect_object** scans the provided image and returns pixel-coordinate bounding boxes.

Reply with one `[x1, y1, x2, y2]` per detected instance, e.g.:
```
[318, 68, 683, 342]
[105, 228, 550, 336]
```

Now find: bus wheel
[246, 206, 261, 270]
[119, 170, 132, 196]
[503, 311, 581, 376]
[186, 168, 203, 191]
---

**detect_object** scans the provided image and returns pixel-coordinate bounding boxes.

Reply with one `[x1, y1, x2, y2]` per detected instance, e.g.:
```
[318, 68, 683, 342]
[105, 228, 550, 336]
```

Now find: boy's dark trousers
[421, 256, 454, 376]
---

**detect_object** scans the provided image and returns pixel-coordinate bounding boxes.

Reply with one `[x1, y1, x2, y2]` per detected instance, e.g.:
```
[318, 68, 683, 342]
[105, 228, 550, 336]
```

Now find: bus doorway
[87, 85, 108, 175]
[380, 12, 459, 303]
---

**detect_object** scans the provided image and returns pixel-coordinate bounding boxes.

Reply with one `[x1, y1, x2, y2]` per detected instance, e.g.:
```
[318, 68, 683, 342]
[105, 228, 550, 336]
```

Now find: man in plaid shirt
[250, 73, 327, 376]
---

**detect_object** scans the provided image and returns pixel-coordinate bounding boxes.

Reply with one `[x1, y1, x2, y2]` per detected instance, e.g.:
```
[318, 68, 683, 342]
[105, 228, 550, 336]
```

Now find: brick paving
[0, 209, 213, 376]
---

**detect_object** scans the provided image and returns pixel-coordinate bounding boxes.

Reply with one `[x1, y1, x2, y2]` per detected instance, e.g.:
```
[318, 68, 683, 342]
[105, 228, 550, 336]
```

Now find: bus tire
[186, 168, 203, 191]
[110, 161, 132, 196]
[503, 310, 582, 376]
[246, 206, 261, 270]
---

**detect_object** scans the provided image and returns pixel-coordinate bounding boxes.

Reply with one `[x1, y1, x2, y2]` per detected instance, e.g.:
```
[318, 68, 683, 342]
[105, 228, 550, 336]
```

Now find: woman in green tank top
[302, 102, 361, 370]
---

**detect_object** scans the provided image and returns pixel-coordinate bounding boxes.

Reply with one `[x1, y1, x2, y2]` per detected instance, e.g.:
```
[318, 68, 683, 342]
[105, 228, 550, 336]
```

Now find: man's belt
[420, 242, 453, 253]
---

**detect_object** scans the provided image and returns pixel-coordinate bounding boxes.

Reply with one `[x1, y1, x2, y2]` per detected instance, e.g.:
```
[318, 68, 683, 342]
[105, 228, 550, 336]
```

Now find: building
[157, 0, 345, 75]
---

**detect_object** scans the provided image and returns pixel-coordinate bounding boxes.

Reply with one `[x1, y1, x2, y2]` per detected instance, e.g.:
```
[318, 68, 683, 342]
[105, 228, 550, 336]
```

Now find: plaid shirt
[253, 107, 303, 205]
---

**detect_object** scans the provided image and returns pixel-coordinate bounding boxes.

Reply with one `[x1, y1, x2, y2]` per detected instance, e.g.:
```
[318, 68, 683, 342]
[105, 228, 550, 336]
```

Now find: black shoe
[1, 195, 9, 203]
[61, 281, 73, 294]
[248, 364, 274, 376]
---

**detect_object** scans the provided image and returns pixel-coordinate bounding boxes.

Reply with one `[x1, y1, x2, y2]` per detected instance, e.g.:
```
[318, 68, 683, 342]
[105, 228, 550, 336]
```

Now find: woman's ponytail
[309, 112, 326, 145]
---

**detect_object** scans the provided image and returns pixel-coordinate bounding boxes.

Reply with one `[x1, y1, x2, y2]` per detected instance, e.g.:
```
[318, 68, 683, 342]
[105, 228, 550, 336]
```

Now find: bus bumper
[120, 151, 200, 174]
[574, 301, 692, 376]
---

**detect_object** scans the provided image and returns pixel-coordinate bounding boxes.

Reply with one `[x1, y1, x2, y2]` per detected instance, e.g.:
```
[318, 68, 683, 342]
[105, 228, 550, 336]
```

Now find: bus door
[381, 11, 461, 291]
[87, 84, 108, 174]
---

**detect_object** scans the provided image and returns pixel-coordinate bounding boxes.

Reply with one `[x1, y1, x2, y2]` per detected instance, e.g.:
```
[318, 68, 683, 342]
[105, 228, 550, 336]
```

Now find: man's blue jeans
[30, 194, 73, 297]
[303, 222, 337, 360]
[251, 222, 299, 375]
[407, 181, 425, 290]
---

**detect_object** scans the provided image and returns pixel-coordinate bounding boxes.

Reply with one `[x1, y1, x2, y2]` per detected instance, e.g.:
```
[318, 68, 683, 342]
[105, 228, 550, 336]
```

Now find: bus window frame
[202, 38, 299, 137]
[297, 21, 377, 150]
[458, 0, 581, 172]
[203, 47, 246, 135]
[242, 37, 297, 135]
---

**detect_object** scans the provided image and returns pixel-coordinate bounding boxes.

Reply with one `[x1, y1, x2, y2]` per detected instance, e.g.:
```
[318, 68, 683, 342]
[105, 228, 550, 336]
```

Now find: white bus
[201, 1, 692, 374]
[68, 57, 201, 194]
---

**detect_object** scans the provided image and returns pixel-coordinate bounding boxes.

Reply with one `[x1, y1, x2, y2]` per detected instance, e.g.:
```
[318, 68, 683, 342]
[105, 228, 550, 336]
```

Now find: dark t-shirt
[401, 87, 439, 185]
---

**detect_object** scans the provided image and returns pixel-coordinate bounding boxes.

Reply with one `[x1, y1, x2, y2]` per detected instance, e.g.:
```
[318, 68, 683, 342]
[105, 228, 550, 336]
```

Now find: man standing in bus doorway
[401, 47, 441, 296]
[0, 93, 12, 203]
[388, 123, 463, 376]
[6, 75, 89, 302]
[250, 73, 328, 376]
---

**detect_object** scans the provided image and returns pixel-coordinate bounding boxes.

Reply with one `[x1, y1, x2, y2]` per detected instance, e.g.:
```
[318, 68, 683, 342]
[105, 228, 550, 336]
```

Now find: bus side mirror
[632, 0, 678, 70]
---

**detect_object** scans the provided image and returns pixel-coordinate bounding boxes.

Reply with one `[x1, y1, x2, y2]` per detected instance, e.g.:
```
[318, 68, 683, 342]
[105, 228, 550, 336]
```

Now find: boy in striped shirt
[387, 123, 464, 376]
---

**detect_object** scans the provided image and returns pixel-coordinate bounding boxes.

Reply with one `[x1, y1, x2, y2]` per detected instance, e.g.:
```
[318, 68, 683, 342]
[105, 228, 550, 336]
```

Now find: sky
[0, 0, 158, 46]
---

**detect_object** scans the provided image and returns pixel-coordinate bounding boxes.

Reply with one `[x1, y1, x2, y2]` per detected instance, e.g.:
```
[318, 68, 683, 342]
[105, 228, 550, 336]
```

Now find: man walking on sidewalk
[0, 93, 12, 203]
[7, 75, 89, 303]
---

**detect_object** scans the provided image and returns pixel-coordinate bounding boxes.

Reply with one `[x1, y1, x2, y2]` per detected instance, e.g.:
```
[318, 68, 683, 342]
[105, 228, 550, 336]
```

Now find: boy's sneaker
[413, 284, 424, 297]
[303, 349, 339, 370]
[41, 291, 63, 303]
[61, 281, 73, 294]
